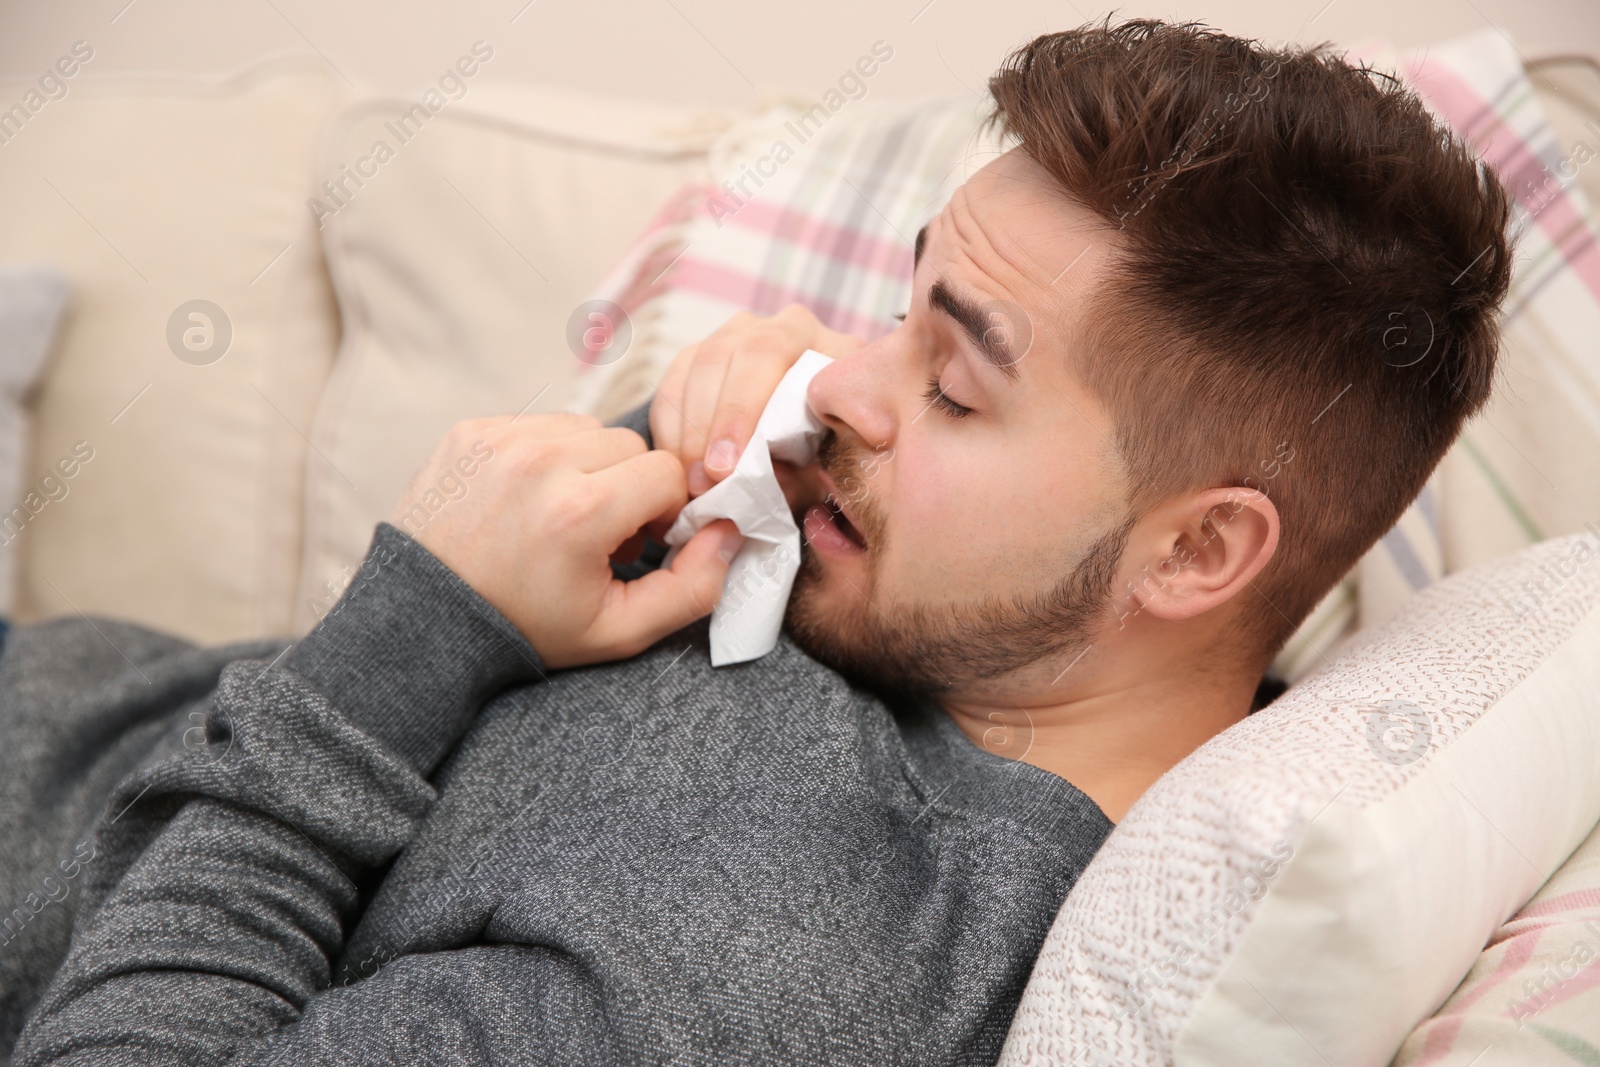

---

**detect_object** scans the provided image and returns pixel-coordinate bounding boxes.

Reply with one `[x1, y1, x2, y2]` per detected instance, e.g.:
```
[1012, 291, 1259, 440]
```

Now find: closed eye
[922, 374, 973, 419]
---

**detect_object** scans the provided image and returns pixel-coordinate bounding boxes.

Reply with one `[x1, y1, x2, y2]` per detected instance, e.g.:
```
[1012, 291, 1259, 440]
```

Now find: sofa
[4, 31, 1600, 1064]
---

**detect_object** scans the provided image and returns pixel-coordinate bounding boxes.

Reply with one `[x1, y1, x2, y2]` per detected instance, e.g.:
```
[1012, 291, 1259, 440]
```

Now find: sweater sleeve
[12, 524, 618, 1066]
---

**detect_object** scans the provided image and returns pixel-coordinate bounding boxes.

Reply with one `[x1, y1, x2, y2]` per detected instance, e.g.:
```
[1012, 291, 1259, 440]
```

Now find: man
[1, 17, 1510, 1066]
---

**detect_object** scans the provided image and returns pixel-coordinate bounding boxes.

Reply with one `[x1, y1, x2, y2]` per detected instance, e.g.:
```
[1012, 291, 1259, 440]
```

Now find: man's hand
[390, 413, 744, 670]
[651, 303, 864, 497]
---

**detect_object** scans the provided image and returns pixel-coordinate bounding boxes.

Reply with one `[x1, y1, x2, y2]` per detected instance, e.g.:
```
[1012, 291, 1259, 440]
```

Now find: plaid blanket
[1357, 28, 1600, 1067]
[573, 27, 1600, 695]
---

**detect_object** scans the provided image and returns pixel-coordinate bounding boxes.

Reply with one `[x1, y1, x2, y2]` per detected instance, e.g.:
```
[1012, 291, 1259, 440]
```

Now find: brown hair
[986, 16, 1515, 658]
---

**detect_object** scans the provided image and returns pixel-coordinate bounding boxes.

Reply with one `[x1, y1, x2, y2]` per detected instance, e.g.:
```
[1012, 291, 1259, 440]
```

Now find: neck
[937, 642, 1265, 824]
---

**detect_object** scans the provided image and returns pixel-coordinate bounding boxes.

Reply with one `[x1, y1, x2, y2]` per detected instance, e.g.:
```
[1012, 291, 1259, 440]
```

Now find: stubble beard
[781, 434, 1138, 698]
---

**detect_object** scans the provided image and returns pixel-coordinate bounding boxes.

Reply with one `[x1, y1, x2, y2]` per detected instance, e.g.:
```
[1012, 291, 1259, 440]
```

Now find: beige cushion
[0, 59, 346, 643]
[296, 86, 740, 632]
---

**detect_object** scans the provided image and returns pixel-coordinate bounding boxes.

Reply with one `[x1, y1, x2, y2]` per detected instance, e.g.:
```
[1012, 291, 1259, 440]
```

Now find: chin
[782, 543, 938, 698]
[783, 543, 853, 662]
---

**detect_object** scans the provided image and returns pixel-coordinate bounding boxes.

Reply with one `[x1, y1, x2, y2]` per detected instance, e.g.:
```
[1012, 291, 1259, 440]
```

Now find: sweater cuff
[609, 398, 653, 447]
[283, 522, 546, 776]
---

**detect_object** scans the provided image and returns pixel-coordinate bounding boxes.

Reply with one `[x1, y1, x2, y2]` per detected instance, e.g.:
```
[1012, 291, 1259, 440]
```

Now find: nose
[806, 337, 897, 453]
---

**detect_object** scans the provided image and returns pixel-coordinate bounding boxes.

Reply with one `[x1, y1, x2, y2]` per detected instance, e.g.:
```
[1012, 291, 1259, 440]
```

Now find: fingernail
[705, 438, 739, 473]
[687, 462, 712, 496]
[717, 526, 745, 563]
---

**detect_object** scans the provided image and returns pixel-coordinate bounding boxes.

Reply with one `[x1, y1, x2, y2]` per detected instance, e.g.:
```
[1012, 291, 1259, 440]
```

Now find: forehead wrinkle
[940, 185, 1038, 301]
[952, 161, 1102, 284]
[941, 182, 1087, 358]
[968, 156, 1112, 272]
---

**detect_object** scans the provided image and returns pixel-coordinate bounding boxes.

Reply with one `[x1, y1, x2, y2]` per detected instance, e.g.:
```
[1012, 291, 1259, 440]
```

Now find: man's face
[783, 148, 1135, 700]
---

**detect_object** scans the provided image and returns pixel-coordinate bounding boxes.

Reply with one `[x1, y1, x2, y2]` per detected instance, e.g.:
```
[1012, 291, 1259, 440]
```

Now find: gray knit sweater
[0, 414, 1112, 1066]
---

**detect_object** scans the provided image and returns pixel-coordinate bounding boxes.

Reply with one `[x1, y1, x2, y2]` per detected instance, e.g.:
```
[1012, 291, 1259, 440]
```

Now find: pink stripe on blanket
[1513, 887, 1600, 921]
[669, 257, 896, 339]
[643, 182, 715, 235]
[1411, 926, 1546, 1064]
[722, 200, 914, 280]
[1497, 927, 1600, 1023]
[1405, 55, 1600, 304]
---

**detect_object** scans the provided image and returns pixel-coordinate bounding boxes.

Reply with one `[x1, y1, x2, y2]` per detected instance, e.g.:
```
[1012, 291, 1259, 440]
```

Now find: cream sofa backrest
[0, 59, 345, 641]
[13, 54, 1600, 648]
[9, 43, 1600, 1067]
[4, 61, 744, 642]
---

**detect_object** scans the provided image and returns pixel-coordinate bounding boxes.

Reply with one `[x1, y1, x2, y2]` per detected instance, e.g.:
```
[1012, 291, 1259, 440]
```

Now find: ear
[1122, 484, 1281, 624]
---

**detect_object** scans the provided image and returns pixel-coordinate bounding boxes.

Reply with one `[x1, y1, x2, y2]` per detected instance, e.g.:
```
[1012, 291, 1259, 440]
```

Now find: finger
[815, 325, 867, 359]
[677, 343, 729, 469]
[502, 411, 604, 440]
[768, 302, 867, 359]
[589, 519, 744, 659]
[446, 412, 597, 463]
[543, 426, 650, 474]
[589, 449, 691, 544]
[650, 342, 697, 458]
[686, 462, 714, 498]
[703, 345, 795, 481]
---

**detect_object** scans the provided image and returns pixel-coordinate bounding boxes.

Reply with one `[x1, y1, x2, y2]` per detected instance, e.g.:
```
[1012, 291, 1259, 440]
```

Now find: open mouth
[802, 492, 869, 556]
[826, 496, 868, 548]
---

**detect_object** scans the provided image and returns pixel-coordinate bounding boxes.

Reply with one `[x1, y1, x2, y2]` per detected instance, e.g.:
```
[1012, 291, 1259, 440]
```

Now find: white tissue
[661, 349, 834, 666]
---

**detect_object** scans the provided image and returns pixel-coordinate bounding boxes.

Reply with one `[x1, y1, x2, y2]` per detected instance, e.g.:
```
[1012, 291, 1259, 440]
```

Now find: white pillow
[1391, 808, 1600, 1062]
[1000, 529, 1600, 1067]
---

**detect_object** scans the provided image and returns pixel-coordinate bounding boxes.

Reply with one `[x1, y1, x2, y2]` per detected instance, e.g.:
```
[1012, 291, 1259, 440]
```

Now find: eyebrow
[914, 223, 928, 269]
[928, 277, 1022, 382]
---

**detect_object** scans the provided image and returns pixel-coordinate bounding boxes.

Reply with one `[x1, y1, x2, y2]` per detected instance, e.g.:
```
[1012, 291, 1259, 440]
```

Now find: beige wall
[0, 0, 1594, 106]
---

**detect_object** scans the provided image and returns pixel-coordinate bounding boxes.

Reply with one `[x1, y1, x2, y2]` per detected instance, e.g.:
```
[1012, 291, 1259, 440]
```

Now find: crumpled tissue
[661, 349, 834, 666]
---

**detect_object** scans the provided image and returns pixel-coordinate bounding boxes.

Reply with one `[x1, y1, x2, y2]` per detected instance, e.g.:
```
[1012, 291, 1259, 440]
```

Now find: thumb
[592, 520, 745, 657]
